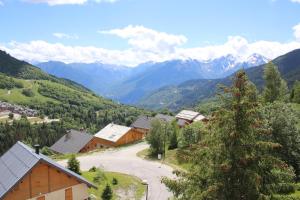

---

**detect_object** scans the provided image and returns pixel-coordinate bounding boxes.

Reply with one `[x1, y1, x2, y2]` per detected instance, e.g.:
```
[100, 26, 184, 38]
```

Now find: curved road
[58, 142, 175, 200]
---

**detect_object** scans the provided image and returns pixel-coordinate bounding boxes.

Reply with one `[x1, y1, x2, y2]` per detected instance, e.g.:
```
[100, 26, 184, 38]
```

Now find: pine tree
[67, 154, 81, 175]
[163, 71, 294, 200]
[146, 119, 165, 155]
[261, 102, 300, 180]
[291, 81, 300, 103]
[168, 121, 179, 150]
[263, 62, 285, 103]
[101, 184, 113, 200]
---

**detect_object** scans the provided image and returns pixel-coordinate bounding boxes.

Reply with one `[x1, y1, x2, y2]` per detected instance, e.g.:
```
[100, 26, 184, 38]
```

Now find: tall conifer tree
[163, 71, 293, 200]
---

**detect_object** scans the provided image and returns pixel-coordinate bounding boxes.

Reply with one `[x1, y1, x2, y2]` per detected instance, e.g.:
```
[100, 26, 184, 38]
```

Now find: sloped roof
[193, 114, 206, 122]
[155, 114, 175, 122]
[50, 129, 93, 154]
[0, 141, 96, 199]
[130, 116, 153, 130]
[175, 110, 200, 121]
[94, 123, 132, 142]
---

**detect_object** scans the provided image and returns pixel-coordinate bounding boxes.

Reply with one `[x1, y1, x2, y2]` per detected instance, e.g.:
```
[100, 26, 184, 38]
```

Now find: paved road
[58, 142, 175, 200]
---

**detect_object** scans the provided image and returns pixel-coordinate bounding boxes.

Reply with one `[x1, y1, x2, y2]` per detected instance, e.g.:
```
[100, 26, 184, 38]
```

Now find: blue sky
[1, 0, 300, 66]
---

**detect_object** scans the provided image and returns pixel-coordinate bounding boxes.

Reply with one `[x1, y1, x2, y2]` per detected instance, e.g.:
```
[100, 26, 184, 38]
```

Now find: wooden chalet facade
[0, 142, 96, 200]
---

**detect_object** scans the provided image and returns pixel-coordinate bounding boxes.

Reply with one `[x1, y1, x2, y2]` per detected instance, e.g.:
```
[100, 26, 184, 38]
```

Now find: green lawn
[0, 79, 58, 104]
[82, 170, 145, 200]
[137, 148, 191, 171]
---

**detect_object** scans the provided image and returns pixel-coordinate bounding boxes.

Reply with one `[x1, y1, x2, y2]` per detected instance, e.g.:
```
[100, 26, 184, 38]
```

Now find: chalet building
[130, 116, 153, 135]
[94, 123, 144, 147]
[175, 110, 207, 127]
[154, 114, 175, 123]
[50, 129, 96, 154]
[0, 141, 96, 200]
[131, 114, 175, 135]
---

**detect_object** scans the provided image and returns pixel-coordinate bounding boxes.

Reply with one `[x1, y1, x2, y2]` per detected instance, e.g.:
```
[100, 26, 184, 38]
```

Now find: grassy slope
[0, 77, 111, 107]
[83, 170, 145, 200]
[137, 148, 191, 171]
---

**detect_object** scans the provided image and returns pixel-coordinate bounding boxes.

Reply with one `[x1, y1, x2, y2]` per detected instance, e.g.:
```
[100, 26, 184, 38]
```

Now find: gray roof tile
[50, 129, 94, 154]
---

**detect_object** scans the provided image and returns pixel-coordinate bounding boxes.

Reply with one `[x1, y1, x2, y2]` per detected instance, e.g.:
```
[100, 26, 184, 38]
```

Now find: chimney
[66, 130, 71, 138]
[34, 144, 40, 154]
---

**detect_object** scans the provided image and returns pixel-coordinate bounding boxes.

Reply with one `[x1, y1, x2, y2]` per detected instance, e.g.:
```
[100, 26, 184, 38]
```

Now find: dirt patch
[115, 185, 138, 200]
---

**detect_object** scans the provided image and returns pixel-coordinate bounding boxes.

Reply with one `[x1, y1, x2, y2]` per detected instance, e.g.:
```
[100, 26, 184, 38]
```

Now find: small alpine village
[1, 1, 300, 200]
[0, 51, 300, 200]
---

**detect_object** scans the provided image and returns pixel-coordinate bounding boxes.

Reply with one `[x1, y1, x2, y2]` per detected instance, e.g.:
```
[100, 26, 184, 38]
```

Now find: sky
[0, 0, 300, 66]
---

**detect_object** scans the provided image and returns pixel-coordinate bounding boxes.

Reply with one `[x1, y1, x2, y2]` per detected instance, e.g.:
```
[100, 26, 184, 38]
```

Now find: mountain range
[37, 54, 268, 104]
[138, 49, 300, 110]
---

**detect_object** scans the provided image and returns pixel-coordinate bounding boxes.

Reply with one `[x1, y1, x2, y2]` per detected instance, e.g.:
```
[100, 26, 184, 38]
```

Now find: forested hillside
[0, 51, 150, 155]
[139, 49, 300, 111]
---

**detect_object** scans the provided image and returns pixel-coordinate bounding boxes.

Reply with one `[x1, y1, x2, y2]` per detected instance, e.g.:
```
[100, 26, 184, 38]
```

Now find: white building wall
[28, 183, 89, 200]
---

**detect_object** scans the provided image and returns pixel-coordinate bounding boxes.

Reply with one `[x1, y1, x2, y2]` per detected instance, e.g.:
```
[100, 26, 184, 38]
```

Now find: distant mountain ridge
[0, 50, 89, 92]
[138, 49, 300, 111]
[37, 53, 268, 104]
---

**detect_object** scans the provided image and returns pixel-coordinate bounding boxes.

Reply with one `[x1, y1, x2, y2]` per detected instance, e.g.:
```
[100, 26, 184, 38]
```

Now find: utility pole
[142, 180, 148, 200]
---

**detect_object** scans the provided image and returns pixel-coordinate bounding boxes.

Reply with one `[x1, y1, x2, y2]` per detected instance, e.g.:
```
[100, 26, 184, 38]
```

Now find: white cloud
[24, 0, 116, 6]
[293, 23, 300, 41]
[0, 1, 4, 6]
[291, 0, 300, 3]
[1, 25, 300, 66]
[99, 25, 187, 54]
[53, 33, 79, 39]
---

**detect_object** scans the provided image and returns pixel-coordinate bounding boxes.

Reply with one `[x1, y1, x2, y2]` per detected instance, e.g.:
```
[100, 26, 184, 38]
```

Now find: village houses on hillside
[0, 101, 38, 117]
[49, 110, 207, 155]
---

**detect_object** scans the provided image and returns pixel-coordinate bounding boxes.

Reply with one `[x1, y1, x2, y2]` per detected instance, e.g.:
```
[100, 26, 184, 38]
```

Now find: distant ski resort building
[0, 141, 96, 200]
[0, 101, 38, 117]
[94, 123, 144, 147]
[50, 129, 95, 154]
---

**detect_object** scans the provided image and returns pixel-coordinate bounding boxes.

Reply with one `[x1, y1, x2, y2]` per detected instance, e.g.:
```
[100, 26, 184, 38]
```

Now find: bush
[8, 113, 14, 119]
[89, 166, 97, 172]
[112, 177, 118, 185]
[272, 195, 300, 200]
[276, 183, 296, 194]
[22, 88, 35, 97]
[101, 184, 113, 200]
[67, 155, 81, 175]
[93, 170, 106, 184]
[41, 146, 55, 156]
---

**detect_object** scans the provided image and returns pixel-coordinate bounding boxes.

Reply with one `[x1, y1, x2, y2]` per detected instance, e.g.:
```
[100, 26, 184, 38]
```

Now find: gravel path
[58, 142, 175, 200]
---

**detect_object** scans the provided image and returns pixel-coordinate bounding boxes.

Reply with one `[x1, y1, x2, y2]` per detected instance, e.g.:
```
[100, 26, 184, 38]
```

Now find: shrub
[8, 113, 14, 119]
[67, 155, 81, 175]
[101, 184, 113, 200]
[41, 146, 55, 156]
[112, 177, 118, 185]
[93, 170, 106, 184]
[22, 88, 35, 97]
[276, 183, 296, 195]
[89, 166, 97, 172]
